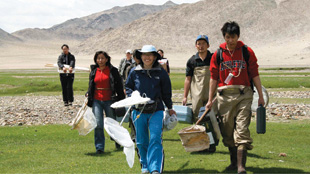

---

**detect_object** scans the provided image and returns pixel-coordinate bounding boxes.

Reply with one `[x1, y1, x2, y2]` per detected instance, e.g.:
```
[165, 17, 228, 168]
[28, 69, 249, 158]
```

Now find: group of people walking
[57, 21, 264, 174]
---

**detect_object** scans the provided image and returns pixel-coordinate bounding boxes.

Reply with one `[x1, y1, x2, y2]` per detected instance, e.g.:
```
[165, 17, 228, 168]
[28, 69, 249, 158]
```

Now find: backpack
[216, 45, 254, 91]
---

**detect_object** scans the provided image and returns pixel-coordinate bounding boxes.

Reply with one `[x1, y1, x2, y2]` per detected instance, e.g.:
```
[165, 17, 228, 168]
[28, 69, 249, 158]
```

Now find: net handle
[195, 97, 216, 125]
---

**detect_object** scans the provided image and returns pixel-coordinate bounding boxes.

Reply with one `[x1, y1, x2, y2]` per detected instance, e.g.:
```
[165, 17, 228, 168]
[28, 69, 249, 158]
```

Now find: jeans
[132, 110, 164, 173]
[59, 73, 74, 102]
[92, 99, 114, 151]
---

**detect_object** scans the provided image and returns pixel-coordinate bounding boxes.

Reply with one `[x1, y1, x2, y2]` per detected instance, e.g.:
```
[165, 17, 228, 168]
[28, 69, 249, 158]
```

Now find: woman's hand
[169, 109, 176, 116]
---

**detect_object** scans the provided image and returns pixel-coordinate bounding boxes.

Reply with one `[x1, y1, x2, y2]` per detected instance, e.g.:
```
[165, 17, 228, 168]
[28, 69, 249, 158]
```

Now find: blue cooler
[173, 105, 193, 124]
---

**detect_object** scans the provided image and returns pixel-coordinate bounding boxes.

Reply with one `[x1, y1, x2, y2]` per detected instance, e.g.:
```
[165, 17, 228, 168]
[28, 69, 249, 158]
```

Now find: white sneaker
[141, 170, 149, 174]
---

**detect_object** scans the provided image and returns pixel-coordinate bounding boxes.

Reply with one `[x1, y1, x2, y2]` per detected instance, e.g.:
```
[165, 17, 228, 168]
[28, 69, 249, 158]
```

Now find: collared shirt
[185, 50, 213, 77]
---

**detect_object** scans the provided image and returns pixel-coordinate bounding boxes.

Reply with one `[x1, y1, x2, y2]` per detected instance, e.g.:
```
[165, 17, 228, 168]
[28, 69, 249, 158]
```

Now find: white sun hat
[140, 45, 157, 53]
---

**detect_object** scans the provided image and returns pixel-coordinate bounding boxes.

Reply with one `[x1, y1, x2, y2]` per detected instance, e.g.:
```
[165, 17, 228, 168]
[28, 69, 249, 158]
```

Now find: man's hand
[182, 97, 187, 106]
[258, 97, 265, 107]
[63, 67, 67, 73]
[69, 67, 73, 73]
[205, 100, 213, 110]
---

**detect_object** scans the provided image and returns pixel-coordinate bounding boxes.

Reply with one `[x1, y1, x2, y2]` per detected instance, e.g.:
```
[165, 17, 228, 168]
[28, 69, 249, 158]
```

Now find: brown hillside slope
[0, 28, 22, 43]
[77, 0, 310, 54]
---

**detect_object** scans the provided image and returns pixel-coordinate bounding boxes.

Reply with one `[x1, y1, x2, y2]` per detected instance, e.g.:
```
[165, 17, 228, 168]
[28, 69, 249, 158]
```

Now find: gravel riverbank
[1, 91, 310, 126]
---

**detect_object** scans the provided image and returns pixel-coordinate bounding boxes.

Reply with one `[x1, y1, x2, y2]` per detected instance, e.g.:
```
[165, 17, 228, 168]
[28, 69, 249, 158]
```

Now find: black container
[197, 107, 219, 153]
[256, 105, 266, 134]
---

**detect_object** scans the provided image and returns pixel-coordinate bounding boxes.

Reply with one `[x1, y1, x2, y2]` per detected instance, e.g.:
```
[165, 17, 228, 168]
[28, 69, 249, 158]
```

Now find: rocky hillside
[76, 0, 310, 54]
[0, 28, 22, 43]
[11, 1, 177, 41]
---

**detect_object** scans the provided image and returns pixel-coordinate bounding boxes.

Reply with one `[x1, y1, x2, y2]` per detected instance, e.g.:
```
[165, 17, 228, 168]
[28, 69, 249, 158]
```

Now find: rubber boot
[226, 147, 237, 170]
[237, 150, 247, 174]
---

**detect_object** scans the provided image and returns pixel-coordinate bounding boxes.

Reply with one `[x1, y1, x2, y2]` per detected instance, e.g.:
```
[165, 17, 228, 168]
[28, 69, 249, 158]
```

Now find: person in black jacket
[86, 51, 125, 154]
[57, 44, 75, 106]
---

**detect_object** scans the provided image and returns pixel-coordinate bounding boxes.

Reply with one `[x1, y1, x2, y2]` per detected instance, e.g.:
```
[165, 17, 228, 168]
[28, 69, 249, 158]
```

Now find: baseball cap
[196, 35, 209, 44]
[126, 49, 132, 54]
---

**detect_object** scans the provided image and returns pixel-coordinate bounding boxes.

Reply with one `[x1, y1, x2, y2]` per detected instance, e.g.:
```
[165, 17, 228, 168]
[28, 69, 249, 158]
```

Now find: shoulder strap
[216, 48, 223, 65]
[217, 46, 249, 65]
[242, 45, 250, 66]
[242, 45, 255, 91]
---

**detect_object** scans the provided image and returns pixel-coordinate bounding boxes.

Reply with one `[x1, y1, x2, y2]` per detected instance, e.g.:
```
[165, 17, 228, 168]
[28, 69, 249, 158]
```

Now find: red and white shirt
[209, 41, 259, 87]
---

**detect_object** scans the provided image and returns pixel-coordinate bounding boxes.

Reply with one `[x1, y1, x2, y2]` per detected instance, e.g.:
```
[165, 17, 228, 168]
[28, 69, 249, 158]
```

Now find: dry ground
[1, 35, 310, 70]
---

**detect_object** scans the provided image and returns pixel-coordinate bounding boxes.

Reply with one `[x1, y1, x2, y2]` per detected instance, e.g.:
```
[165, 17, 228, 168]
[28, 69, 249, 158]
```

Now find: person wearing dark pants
[57, 44, 75, 106]
[59, 73, 74, 106]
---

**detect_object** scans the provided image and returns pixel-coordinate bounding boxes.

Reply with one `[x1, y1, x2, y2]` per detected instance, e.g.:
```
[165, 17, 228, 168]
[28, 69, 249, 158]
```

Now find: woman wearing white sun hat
[125, 45, 176, 174]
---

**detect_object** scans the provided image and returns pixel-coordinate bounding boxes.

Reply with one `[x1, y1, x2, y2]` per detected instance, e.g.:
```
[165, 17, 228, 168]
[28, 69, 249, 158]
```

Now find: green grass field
[0, 121, 309, 173]
[1, 68, 310, 173]
[1, 68, 310, 96]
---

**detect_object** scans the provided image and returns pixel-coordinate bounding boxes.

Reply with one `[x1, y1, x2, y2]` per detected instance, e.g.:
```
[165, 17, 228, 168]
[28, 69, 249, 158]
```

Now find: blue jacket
[125, 64, 173, 111]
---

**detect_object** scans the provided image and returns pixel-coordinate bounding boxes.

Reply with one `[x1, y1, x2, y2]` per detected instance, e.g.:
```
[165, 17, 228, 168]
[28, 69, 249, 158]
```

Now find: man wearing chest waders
[206, 21, 265, 174]
[183, 35, 216, 122]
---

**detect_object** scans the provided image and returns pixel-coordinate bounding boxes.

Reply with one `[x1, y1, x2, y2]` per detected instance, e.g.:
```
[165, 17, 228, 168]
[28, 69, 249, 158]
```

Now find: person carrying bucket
[206, 21, 265, 174]
[86, 51, 125, 154]
[125, 45, 176, 174]
[182, 35, 216, 122]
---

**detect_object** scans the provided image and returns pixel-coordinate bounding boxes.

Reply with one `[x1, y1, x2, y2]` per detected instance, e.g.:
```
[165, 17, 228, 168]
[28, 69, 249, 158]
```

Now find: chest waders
[190, 66, 210, 122]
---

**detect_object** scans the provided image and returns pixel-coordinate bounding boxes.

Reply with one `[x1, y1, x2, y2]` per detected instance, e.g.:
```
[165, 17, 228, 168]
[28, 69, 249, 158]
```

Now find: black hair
[221, 21, 240, 37]
[133, 49, 141, 58]
[93, 51, 111, 67]
[136, 52, 160, 68]
[157, 49, 164, 54]
[61, 44, 69, 49]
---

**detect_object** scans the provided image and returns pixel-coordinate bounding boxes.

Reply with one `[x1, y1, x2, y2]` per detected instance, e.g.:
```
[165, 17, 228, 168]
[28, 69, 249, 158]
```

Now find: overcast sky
[0, 0, 201, 33]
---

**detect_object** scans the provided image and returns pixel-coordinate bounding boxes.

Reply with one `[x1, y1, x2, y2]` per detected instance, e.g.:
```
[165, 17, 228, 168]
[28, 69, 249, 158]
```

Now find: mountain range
[1, 0, 309, 67]
[76, 0, 310, 54]
[0, 28, 22, 44]
[11, 1, 177, 41]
